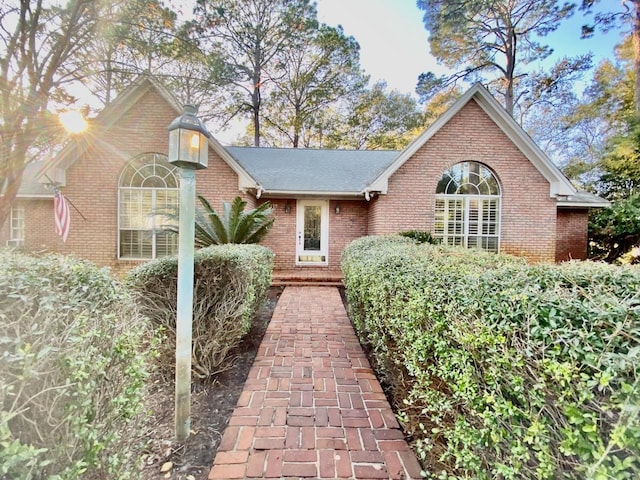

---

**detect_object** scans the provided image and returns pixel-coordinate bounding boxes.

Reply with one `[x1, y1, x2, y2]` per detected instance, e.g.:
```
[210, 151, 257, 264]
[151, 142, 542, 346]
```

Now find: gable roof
[367, 83, 577, 198]
[17, 161, 51, 197]
[24, 79, 607, 208]
[227, 146, 398, 197]
[38, 75, 257, 190]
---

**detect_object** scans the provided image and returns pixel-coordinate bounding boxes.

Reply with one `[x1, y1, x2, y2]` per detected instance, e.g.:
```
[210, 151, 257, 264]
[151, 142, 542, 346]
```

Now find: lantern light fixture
[168, 104, 211, 170]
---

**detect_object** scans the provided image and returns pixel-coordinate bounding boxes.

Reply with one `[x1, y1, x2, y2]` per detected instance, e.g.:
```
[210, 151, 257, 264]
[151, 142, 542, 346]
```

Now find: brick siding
[556, 209, 589, 261]
[10, 88, 249, 276]
[260, 199, 368, 270]
[4, 92, 590, 273]
[369, 99, 558, 263]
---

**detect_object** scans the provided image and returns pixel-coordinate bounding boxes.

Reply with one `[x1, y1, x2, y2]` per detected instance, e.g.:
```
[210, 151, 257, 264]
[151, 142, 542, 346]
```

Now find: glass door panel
[296, 200, 329, 264]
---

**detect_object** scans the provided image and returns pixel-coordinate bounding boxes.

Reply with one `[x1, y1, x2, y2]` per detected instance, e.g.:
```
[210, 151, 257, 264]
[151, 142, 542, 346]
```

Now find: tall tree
[78, 0, 181, 105]
[581, 0, 640, 111]
[325, 82, 424, 150]
[262, 24, 366, 147]
[562, 36, 640, 261]
[562, 38, 635, 192]
[192, 0, 317, 146]
[416, 0, 576, 116]
[422, 86, 462, 128]
[0, 0, 104, 229]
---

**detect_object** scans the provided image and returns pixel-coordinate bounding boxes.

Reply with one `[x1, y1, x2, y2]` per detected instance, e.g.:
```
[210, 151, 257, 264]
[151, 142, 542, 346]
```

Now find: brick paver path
[208, 286, 422, 479]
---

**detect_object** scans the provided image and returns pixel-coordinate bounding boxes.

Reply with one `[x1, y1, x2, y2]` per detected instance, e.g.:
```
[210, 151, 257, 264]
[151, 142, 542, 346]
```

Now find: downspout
[256, 186, 263, 199]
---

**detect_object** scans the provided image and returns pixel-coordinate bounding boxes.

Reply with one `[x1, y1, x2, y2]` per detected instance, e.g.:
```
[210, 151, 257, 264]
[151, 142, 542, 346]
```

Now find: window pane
[304, 206, 321, 251]
[434, 199, 445, 235]
[434, 195, 500, 253]
[9, 205, 25, 246]
[436, 161, 500, 195]
[119, 153, 179, 259]
[155, 231, 178, 258]
[120, 230, 152, 259]
[155, 190, 179, 227]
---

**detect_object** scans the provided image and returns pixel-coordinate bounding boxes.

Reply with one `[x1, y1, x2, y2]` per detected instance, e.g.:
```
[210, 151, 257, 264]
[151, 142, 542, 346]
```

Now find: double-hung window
[118, 153, 179, 259]
[7, 205, 25, 247]
[434, 161, 501, 252]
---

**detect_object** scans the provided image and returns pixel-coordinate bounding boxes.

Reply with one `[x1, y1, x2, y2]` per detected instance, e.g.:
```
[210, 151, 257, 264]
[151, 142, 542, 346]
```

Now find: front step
[271, 269, 343, 287]
[271, 279, 343, 287]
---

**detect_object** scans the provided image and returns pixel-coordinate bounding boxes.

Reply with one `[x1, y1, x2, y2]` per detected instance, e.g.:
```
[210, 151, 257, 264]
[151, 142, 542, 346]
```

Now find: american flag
[54, 190, 70, 242]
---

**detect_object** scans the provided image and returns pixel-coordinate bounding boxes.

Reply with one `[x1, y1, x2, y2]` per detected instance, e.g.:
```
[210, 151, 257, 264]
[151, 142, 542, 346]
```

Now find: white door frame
[296, 199, 329, 266]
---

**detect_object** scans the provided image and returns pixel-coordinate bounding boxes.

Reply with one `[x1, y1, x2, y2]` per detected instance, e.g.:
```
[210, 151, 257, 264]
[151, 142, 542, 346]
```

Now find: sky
[314, 0, 627, 98]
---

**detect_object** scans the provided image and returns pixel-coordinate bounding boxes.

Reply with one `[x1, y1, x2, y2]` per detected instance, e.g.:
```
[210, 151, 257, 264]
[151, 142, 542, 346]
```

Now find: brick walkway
[208, 286, 422, 479]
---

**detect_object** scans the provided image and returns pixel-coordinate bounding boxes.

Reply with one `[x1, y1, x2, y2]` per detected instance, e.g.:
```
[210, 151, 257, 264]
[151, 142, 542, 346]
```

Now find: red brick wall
[14, 87, 249, 276]
[2, 199, 57, 251]
[369, 99, 558, 263]
[258, 199, 368, 270]
[6, 94, 582, 270]
[259, 199, 297, 270]
[556, 209, 589, 261]
[328, 200, 368, 269]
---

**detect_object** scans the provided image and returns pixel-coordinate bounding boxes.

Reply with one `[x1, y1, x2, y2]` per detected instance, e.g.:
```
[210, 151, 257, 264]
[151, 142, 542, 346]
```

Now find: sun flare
[59, 110, 88, 134]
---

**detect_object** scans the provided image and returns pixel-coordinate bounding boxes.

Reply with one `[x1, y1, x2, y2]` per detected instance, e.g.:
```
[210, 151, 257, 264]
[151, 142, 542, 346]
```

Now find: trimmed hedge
[126, 244, 274, 379]
[0, 250, 154, 479]
[342, 236, 640, 479]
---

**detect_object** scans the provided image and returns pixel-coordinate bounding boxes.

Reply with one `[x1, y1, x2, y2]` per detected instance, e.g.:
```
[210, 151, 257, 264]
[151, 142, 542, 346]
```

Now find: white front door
[296, 200, 329, 265]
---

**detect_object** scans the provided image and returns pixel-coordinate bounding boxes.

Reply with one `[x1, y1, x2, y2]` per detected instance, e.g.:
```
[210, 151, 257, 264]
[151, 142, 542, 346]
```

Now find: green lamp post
[167, 104, 210, 441]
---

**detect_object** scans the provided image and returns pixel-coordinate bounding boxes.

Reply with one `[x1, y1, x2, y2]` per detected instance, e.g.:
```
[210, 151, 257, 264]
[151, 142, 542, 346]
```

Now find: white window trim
[117, 153, 179, 261]
[7, 204, 25, 247]
[296, 199, 330, 266]
[117, 187, 179, 260]
[435, 194, 502, 252]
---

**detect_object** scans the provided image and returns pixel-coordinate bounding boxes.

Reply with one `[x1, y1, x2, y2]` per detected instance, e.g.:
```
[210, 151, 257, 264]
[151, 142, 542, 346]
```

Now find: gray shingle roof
[226, 146, 399, 194]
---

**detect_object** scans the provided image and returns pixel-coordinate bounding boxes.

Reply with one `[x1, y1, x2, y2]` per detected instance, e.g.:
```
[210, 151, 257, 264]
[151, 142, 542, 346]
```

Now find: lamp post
[168, 104, 210, 441]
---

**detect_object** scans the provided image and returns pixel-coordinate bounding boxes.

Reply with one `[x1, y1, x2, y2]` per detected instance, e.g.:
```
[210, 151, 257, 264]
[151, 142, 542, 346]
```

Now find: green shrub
[342, 236, 640, 479]
[0, 250, 155, 480]
[126, 244, 274, 379]
[398, 230, 437, 244]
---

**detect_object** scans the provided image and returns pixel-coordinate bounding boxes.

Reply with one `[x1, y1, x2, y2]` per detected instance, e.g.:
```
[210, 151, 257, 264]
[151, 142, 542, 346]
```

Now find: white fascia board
[207, 138, 259, 189]
[17, 193, 54, 199]
[367, 85, 480, 193]
[471, 89, 576, 197]
[259, 189, 364, 198]
[557, 199, 610, 208]
[558, 203, 608, 208]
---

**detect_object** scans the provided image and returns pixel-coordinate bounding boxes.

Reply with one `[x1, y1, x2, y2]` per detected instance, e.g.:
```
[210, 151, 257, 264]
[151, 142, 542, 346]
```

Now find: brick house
[1, 76, 607, 278]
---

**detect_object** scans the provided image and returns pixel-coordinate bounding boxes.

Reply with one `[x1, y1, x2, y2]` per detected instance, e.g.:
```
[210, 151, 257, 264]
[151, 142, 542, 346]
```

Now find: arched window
[434, 161, 501, 252]
[118, 153, 179, 259]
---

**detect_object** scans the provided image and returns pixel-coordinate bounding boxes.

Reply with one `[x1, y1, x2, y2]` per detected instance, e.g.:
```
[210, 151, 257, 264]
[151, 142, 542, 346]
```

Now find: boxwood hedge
[126, 244, 274, 379]
[0, 250, 155, 479]
[342, 236, 640, 479]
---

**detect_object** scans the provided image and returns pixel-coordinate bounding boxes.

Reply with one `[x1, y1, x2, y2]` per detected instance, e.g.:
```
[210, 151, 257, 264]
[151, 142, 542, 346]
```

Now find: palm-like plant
[163, 196, 274, 247]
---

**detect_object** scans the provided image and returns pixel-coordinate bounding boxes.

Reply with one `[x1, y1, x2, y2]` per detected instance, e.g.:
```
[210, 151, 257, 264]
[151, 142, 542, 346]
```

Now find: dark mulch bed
[140, 286, 283, 480]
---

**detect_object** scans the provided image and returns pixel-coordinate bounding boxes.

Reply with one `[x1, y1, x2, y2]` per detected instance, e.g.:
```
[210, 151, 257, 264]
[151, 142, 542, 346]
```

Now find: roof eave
[208, 140, 259, 190]
[38, 75, 258, 191]
[256, 189, 366, 198]
[557, 201, 610, 208]
[472, 87, 576, 197]
[16, 192, 54, 199]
